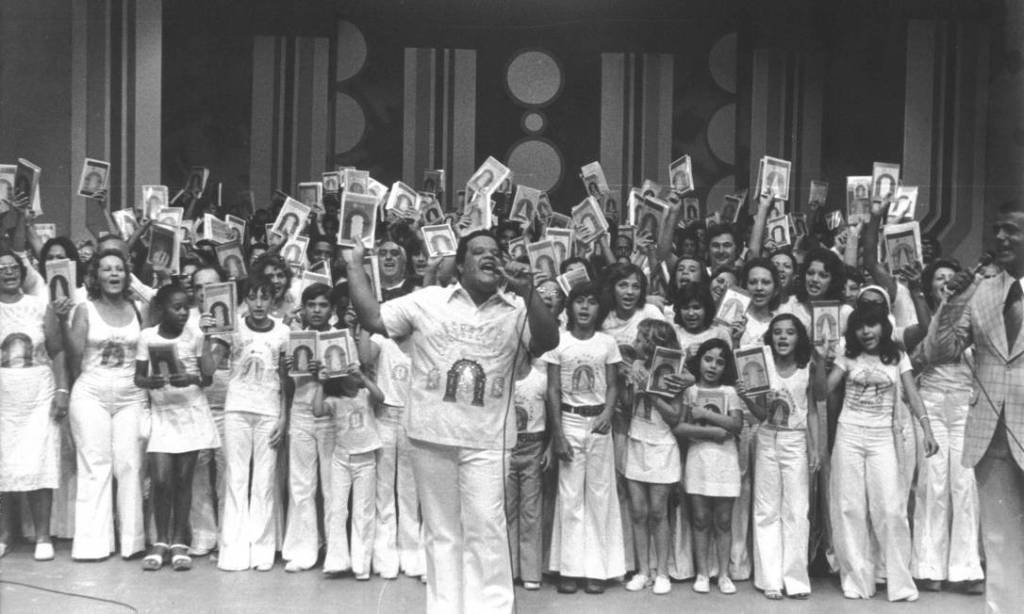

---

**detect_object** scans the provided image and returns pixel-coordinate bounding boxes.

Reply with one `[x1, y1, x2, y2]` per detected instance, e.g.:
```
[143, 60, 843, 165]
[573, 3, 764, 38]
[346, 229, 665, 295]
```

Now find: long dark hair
[762, 313, 812, 368]
[844, 304, 900, 365]
[686, 337, 738, 385]
[673, 281, 716, 330]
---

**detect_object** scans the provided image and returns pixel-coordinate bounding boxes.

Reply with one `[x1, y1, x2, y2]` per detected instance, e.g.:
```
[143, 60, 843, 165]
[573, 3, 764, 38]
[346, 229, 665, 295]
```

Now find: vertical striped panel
[69, 1, 90, 239]
[402, 48, 437, 185]
[749, 49, 787, 189]
[250, 36, 280, 204]
[902, 21, 937, 225]
[600, 53, 626, 191]
[795, 53, 824, 210]
[943, 23, 989, 264]
[85, 0, 111, 231]
[640, 54, 673, 184]
[450, 49, 476, 190]
[308, 38, 330, 180]
[291, 38, 314, 187]
[132, 0, 161, 202]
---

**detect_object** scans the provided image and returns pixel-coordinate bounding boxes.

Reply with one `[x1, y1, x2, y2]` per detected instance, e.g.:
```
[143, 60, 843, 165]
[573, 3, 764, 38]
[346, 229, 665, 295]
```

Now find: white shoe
[355, 572, 370, 581]
[253, 561, 274, 572]
[188, 544, 212, 557]
[625, 574, 651, 591]
[284, 560, 310, 573]
[718, 576, 736, 594]
[34, 542, 54, 561]
[693, 574, 711, 593]
[523, 581, 541, 591]
[652, 575, 671, 595]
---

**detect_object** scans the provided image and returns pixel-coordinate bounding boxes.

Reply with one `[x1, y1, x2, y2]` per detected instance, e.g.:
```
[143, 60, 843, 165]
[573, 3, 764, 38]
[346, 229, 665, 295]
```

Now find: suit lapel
[985, 272, 1011, 361]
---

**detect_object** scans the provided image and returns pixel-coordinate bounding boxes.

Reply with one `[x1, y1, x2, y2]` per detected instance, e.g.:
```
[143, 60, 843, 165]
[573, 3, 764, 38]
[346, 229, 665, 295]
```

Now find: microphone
[971, 252, 995, 277]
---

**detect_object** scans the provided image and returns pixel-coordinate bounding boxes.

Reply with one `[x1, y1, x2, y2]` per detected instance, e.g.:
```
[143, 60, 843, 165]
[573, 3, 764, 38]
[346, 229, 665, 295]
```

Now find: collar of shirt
[447, 281, 520, 309]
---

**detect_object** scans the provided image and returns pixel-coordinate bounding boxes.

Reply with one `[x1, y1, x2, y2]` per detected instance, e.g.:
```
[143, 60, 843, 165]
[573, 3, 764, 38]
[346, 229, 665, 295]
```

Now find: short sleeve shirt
[223, 320, 289, 417]
[513, 361, 547, 434]
[541, 331, 621, 407]
[835, 352, 912, 427]
[379, 283, 532, 450]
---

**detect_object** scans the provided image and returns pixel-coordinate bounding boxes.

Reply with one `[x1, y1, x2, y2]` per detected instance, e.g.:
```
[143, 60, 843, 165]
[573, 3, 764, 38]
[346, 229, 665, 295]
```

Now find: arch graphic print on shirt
[442, 359, 486, 406]
[1, 333, 33, 368]
[571, 365, 595, 393]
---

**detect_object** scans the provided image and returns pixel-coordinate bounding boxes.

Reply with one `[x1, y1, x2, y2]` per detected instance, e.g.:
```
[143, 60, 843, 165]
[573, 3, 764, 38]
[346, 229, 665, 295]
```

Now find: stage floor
[0, 540, 981, 613]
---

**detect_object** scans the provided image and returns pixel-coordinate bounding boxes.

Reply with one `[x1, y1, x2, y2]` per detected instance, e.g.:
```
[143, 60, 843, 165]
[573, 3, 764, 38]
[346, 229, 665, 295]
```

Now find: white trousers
[189, 409, 226, 551]
[911, 389, 983, 582]
[68, 390, 145, 559]
[412, 438, 513, 614]
[281, 412, 335, 568]
[549, 412, 625, 580]
[218, 412, 278, 570]
[324, 450, 376, 575]
[730, 421, 756, 580]
[372, 406, 424, 577]
[753, 427, 810, 594]
[830, 422, 917, 601]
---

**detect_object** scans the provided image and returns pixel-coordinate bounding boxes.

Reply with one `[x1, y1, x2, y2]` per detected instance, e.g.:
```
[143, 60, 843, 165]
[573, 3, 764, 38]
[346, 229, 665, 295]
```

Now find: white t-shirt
[513, 360, 547, 435]
[223, 320, 289, 417]
[328, 389, 381, 454]
[835, 352, 912, 428]
[542, 331, 621, 407]
[674, 324, 732, 359]
[372, 334, 412, 408]
[601, 303, 665, 347]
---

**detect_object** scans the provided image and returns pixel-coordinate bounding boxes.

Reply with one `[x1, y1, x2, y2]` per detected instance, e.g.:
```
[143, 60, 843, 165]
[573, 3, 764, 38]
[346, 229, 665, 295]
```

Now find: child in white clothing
[316, 362, 384, 579]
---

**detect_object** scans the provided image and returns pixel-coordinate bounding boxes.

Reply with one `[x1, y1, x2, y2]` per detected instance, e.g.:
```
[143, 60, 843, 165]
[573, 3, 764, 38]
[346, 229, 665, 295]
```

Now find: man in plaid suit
[925, 202, 1024, 614]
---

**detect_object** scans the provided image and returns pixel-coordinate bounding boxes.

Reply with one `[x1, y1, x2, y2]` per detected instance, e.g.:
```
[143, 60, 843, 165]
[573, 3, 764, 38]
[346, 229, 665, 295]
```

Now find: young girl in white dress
[673, 338, 746, 595]
[135, 284, 220, 570]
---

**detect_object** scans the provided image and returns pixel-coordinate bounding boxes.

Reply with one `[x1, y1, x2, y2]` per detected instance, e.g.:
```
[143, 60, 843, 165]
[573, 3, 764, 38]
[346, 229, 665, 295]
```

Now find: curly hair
[86, 249, 133, 301]
[796, 247, 846, 303]
[740, 257, 782, 311]
[600, 262, 647, 315]
[250, 252, 293, 297]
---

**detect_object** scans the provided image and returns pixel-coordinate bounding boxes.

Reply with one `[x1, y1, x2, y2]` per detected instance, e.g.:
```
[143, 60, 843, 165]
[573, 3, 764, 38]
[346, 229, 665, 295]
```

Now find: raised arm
[920, 270, 977, 365]
[747, 194, 773, 258]
[343, 241, 387, 335]
[862, 200, 897, 300]
[500, 260, 559, 356]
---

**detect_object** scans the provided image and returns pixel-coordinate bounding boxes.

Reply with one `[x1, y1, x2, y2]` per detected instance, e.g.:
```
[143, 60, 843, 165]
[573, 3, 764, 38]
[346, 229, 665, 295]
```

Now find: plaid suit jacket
[925, 271, 1024, 468]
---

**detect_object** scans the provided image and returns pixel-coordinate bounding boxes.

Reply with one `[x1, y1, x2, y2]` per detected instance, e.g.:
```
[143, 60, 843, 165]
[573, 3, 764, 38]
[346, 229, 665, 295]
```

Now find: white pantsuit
[548, 412, 625, 580]
[68, 387, 145, 559]
[753, 427, 810, 595]
[413, 439, 512, 614]
[218, 412, 279, 571]
[912, 388, 984, 582]
[372, 405, 424, 577]
[282, 410, 335, 569]
[830, 423, 917, 601]
[324, 451, 376, 575]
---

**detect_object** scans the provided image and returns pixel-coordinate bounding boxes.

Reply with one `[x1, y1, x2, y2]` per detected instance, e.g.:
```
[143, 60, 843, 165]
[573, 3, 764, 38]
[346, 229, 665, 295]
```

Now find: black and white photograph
[646, 347, 684, 398]
[338, 192, 378, 248]
[734, 345, 770, 394]
[1, 2, 1016, 611]
[45, 258, 76, 302]
[148, 344, 181, 377]
[77, 158, 110, 198]
[872, 161, 901, 202]
[420, 223, 457, 258]
[200, 281, 237, 334]
[669, 154, 693, 194]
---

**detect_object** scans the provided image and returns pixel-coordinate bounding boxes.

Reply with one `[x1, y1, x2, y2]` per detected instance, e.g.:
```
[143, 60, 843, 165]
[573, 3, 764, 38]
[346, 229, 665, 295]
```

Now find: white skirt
[0, 366, 59, 491]
[147, 388, 221, 454]
[624, 437, 682, 484]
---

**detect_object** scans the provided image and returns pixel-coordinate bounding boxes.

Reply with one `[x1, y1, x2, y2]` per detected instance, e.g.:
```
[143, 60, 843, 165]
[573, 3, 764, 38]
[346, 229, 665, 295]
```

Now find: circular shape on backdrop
[334, 93, 366, 154]
[522, 111, 545, 134]
[506, 138, 563, 192]
[506, 50, 563, 107]
[336, 21, 368, 82]
[706, 176, 738, 221]
[706, 103, 737, 165]
[709, 32, 738, 94]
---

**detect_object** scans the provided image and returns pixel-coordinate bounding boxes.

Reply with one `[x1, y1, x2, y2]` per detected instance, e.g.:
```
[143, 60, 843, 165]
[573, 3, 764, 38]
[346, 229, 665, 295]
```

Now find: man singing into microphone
[345, 230, 559, 613]
[924, 202, 1024, 614]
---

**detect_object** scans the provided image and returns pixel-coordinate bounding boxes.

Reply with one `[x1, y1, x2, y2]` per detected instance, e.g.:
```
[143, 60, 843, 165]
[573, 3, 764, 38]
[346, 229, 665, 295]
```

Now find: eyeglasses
[0, 265, 20, 274]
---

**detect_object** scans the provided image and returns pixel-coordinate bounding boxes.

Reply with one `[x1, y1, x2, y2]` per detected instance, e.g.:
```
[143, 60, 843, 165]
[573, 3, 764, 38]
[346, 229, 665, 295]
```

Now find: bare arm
[344, 242, 387, 335]
[546, 362, 571, 461]
[747, 194, 773, 258]
[862, 201, 897, 300]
